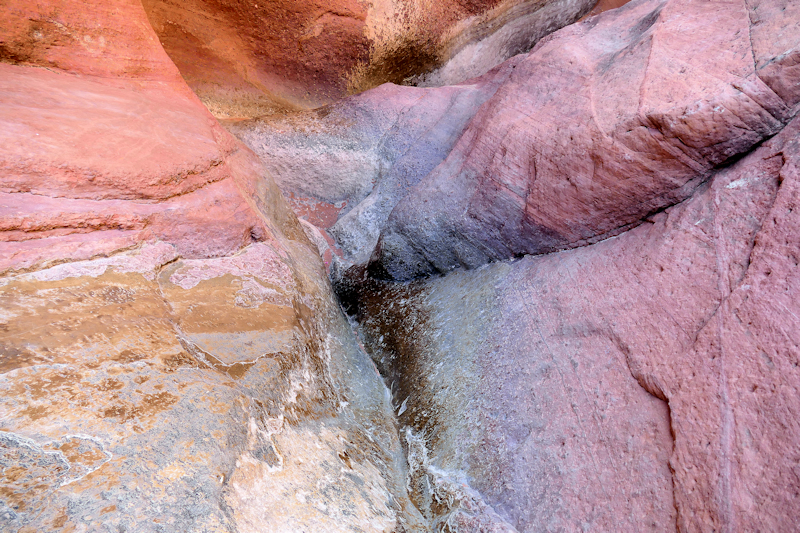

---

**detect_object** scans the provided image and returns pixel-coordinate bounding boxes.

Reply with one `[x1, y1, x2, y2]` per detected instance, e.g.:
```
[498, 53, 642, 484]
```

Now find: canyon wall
[353, 114, 800, 531]
[229, 0, 800, 530]
[140, 0, 597, 116]
[2, 0, 800, 531]
[0, 0, 425, 530]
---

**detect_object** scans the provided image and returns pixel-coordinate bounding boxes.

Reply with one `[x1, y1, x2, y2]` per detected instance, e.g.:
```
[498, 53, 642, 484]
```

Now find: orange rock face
[0, 0, 186, 85]
[141, 0, 373, 113]
[140, 0, 597, 115]
[0, 1, 424, 531]
[0, 0, 282, 273]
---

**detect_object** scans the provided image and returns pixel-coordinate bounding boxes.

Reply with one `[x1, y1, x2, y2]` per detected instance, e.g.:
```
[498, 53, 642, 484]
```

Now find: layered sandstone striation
[3, 0, 800, 531]
[0, 0, 274, 274]
[0, 0, 424, 530]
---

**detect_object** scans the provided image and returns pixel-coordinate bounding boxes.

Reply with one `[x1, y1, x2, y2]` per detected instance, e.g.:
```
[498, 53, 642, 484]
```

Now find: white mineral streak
[226, 426, 398, 532]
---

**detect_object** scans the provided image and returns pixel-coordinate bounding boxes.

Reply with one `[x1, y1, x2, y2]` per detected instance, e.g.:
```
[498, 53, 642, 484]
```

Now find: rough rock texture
[140, 0, 596, 116]
[0, 1, 425, 530]
[352, 115, 800, 532]
[0, 240, 426, 531]
[227, 58, 524, 271]
[0, 0, 190, 85]
[371, 0, 800, 280]
[3, 0, 800, 530]
[411, 0, 601, 88]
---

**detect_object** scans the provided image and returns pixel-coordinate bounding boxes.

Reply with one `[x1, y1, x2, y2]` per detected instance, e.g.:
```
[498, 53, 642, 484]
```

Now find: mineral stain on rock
[1, 0, 799, 531]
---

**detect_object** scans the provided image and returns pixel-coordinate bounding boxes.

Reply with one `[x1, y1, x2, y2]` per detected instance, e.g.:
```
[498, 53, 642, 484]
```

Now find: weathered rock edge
[369, 0, 800, 281]
[348, 111, 800, 532]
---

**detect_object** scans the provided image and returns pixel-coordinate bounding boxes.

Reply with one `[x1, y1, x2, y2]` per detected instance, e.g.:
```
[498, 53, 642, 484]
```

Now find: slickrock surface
[371, 0, 800, 280]
[140, 0, 596, 116]
[0, 63, 275, 273]
[226, 58, 525, 272]
[352, 115, 800, 532]
[0, 0, 424, 530]
[3, 0, 800, 530]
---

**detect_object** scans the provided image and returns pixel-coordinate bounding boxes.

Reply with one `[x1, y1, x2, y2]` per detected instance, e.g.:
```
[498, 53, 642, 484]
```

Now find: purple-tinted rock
[372, 0, 800, 280]
[354, 116, 800, 532]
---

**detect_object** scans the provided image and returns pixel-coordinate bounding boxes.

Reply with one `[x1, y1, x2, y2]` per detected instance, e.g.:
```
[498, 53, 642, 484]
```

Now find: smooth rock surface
[351, 114, 800, 532]
[0, 0, 283, 275]
[0, 0, 189, 85]
[141, 0, 596, 115]
[372, 0, 800, 280]
[412, 0, 601, 87]
[0, 1, 425, 530]
[225, 0, 800, 284]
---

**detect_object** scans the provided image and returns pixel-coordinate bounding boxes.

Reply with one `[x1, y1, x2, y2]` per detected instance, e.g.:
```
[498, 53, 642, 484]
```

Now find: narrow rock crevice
[2, 0, 799, 530]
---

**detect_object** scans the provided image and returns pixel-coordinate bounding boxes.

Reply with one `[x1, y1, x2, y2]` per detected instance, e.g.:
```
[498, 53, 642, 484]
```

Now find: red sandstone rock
[0, 2, 424, 530]
[372, 0, 800, 280]
[0, 0, 280, 274]
[4, 0, 800, 530]
[0, 61, 271, 273]
[141, 0, 373, 112]
[0, 0, 187, 87]
[355, 114, 800, 533]
[141, 0, 596, 115]
[581, 0, 632, 18]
